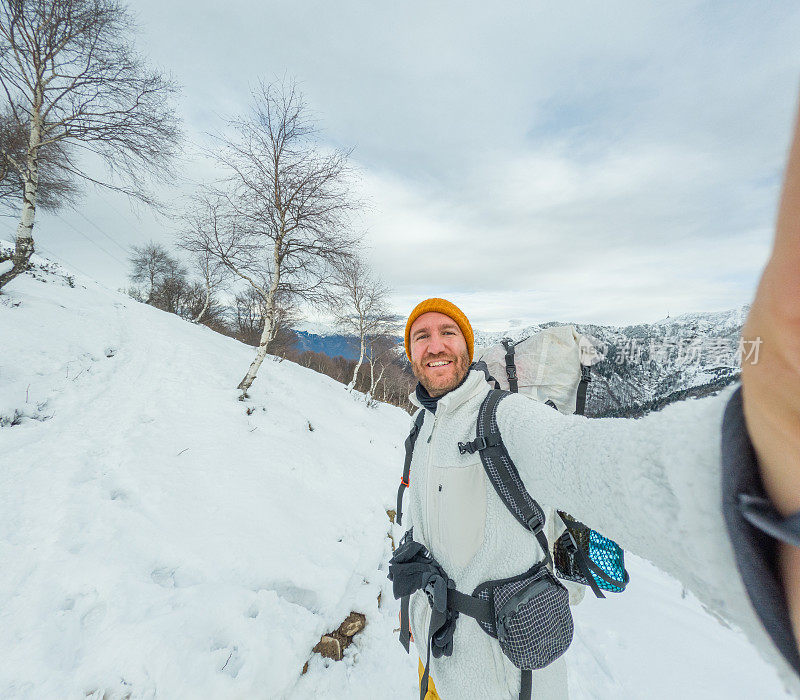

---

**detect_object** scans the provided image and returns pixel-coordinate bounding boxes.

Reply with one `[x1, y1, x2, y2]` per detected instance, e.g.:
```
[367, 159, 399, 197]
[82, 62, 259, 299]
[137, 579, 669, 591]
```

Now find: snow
[0, 248, 791, 698]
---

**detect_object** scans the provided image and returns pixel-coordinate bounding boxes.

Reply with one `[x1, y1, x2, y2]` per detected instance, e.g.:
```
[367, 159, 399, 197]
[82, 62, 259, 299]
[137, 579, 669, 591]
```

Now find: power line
[0, 219, 97, 280]
[70, 208, 130, 255]
[53, 213, 128, 267]
[93, 189, 138, 226]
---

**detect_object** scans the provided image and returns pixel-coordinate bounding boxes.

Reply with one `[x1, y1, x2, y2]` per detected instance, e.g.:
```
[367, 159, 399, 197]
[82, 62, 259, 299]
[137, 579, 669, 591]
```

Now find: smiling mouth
[426, 360, 452, 368]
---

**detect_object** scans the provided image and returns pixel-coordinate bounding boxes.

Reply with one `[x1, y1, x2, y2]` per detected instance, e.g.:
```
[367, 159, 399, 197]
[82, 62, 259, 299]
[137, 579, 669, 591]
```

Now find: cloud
[357, 136, 775, 326]
[20, 0, 800, 328]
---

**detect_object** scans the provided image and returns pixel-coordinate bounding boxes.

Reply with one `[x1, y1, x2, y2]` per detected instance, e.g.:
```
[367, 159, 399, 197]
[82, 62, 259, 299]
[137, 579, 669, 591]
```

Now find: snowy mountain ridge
[0, 251, 788, 699]
[290, 308, 747, 417]
[475, 308, 747, 417]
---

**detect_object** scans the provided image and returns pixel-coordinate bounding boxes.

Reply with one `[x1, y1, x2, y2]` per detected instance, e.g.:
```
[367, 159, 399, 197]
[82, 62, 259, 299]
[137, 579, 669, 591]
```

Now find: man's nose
[427, 332, 446, 355]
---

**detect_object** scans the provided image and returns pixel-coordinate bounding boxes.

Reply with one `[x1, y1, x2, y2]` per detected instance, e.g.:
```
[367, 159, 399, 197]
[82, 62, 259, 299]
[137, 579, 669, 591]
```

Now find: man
[402, 300, 571, 698]
[396, 101, 800, 699]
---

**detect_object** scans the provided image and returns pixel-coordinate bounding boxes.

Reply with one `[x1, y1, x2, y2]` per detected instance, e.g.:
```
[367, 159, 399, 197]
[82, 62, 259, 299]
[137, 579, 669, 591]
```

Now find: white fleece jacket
[402, 369, 800, 699]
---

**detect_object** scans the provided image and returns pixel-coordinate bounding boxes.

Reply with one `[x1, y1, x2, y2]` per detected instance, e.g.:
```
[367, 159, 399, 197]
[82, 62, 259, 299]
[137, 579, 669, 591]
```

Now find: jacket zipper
[425, 410, 440, 555]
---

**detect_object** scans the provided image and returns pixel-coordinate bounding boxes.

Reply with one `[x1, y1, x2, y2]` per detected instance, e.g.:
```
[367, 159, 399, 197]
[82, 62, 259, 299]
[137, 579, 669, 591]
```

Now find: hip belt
[388, 532, 573, 700]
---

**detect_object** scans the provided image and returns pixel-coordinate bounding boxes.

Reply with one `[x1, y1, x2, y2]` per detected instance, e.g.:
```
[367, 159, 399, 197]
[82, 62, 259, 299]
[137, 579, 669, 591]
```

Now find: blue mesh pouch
[554, 512, 629, 594]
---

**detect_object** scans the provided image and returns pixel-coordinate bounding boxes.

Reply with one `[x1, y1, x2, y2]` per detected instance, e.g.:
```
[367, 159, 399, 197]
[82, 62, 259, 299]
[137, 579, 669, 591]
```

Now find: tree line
[126, 239, 415, 412]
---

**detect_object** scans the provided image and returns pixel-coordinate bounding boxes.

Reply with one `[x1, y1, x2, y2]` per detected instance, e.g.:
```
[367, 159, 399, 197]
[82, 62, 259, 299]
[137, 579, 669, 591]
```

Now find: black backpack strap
[396, 410, 426, 527]
[520, 669, 532, 700]
[448, 590, 532, 700]
[459, 389, 552, 568]
[447, 588, 492, 624]
[575, 365, 591, 415]
[501, 338, 519, 393]
[585, 556, 629, 590]
[399, 594, 412, 651]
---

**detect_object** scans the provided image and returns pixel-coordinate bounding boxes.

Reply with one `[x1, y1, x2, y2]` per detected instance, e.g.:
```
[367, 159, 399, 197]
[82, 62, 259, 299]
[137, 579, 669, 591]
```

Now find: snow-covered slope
[0, 254, 418, 699]
[0, 252, 790, 699]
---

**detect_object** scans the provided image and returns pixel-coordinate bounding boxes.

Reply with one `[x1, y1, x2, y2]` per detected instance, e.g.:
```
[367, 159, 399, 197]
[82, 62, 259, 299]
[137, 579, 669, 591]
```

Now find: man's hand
[741, 95, 800, 652]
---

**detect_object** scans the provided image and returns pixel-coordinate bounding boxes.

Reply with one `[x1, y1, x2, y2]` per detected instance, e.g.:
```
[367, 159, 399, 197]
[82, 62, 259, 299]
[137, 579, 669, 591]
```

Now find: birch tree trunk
[0, 98, 41, 289]
[371, 364, 386, 396]
[193, 280, 211, 323]
[237, 238, 282, 397]
[347, 333, 366, 391]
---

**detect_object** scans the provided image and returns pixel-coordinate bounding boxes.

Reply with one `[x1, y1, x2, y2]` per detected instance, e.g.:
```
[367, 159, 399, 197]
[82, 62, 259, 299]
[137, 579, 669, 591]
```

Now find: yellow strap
[417, 659, 441, 700]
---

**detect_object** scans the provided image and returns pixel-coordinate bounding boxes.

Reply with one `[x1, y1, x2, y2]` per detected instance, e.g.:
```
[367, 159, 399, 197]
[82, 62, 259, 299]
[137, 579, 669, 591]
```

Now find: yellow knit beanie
[404, 298, 474, 362]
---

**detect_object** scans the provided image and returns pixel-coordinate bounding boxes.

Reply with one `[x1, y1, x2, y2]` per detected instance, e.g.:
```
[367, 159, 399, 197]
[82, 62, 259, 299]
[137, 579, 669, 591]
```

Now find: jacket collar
[409, 369, 489, 415]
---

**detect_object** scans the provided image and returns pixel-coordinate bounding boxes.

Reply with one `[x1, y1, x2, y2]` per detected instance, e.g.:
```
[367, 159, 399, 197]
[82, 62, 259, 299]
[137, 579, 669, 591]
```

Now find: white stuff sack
[478, 326, 602, 415]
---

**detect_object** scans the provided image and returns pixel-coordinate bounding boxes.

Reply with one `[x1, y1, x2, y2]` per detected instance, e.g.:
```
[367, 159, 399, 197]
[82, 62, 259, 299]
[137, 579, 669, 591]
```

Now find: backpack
[478, 325, 598, 414]
[390, 326, 627, 700]
[477, 328, 629, 598]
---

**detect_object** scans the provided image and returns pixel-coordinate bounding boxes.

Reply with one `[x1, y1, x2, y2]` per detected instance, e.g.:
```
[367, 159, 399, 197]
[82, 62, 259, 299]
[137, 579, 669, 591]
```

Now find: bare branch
[329, 255, 396, 392]
[181, 78, 361, 395]
[0, 0, 182, 290]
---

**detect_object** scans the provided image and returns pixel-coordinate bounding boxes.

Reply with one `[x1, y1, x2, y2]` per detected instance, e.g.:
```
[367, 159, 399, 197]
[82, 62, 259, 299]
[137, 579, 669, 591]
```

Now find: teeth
[428, 361, 451, 367]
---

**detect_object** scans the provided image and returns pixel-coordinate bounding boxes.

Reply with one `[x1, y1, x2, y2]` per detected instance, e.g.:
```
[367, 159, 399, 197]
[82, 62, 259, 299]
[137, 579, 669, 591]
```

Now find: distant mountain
[290, 330, 404, 360]
[289, 308, 747, 417]
[475, 307, 748, 418]
[291, 330, 361, 360]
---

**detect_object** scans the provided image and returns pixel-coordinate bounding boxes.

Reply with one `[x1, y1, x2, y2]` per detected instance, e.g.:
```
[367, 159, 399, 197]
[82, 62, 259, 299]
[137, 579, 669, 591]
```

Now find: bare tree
[180, 79, 359, 398]
[128, 241, 174, 303]
[331, 256, 394, 392]
[232, 286, 265, 346]
[0, 0, 181, 290]
[231, 285, 297, 355]
[151, 265, 189, 315]
[366, 329, 402, 397]
[266, 294, 300, 357]
[126, 240, 230, 328]
[182, 280, 228, 329]
[0, 105, 77, 212]
[190, 248, 227, 324]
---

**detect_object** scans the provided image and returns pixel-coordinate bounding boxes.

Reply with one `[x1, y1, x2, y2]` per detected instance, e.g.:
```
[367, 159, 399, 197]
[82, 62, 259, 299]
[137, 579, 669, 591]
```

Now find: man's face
[409, 311, 470, 398]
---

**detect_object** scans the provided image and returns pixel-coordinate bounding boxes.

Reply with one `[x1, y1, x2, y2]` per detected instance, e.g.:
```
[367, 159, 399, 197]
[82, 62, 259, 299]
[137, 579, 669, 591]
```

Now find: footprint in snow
[80, 601, 107, 629]
[151, 567, 176, 588]
[151, 566, 202, 588]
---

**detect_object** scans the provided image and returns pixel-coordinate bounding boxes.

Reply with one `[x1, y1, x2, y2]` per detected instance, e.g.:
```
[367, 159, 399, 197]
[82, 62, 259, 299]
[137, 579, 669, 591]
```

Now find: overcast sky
[5, 0, 800, 331]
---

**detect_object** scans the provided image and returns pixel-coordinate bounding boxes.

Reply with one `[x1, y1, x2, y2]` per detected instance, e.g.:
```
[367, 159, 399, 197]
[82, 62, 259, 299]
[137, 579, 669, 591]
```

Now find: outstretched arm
[741, 95, 800, 655]
[497, 391, 735, 595]
[498, 374, 797, 681]
[498, 91, 800, 677]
